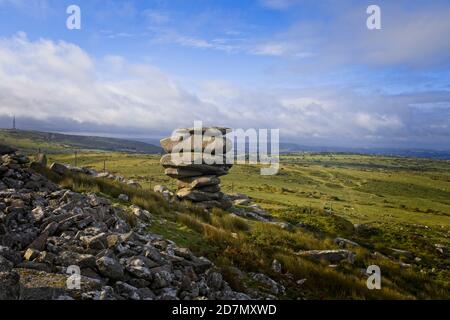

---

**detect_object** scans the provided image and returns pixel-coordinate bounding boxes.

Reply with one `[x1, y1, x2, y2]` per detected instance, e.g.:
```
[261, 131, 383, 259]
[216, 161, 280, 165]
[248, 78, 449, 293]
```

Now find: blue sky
[0, 0, 449, 149]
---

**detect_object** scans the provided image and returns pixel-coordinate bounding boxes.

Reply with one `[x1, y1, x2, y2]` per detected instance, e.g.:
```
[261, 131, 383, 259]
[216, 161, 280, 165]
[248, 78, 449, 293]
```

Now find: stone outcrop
[297, 250, 356, 264]
[0, 148, 252, 300]
[49, 162, 142, 189]
[160, 128, 233, 209]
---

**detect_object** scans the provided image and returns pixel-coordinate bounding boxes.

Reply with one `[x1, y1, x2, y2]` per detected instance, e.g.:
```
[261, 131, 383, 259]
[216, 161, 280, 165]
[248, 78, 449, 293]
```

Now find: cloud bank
[0, 33, 448, 149]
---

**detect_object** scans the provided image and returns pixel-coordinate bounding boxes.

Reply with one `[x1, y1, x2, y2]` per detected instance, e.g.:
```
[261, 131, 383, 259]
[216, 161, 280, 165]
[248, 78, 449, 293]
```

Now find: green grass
[42, 151, 450, 299]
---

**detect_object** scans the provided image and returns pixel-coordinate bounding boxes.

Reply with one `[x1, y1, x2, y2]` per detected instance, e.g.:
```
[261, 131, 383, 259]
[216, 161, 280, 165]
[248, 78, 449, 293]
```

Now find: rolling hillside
[0, 129, 163, 154]
[46, 151, 450, 299]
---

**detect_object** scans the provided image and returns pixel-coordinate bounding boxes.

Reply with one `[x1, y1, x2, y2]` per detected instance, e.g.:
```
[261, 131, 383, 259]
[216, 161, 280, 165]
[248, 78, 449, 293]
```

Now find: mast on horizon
[12, 115, 16, 130]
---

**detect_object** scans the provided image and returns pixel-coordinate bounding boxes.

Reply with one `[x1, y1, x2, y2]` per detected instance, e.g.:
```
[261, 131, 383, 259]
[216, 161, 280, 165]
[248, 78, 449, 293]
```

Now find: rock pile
[49, 163, 142, 188]
[160, 127, 233, 209]
[0, 145, 251, 300]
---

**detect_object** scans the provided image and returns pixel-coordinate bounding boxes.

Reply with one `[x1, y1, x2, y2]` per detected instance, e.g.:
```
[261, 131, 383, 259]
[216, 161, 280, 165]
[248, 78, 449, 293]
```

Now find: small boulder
[130, 205, 152, 222]
[81, 233, 108, 250]
[334, 237, 360, 248]
[50, 163, 69, 175]
[96, 256, 124, 280]
[435, 244, 449, 257]
[271, 259, 282, 273]
[297, 250, 356, 264]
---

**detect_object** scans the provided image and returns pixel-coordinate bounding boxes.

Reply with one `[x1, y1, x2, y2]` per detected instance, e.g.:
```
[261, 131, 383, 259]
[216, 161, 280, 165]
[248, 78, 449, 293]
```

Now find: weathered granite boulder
[160, 135, 232, 155]
[297, 250, 356, 264]
[50, 162, 69, 176]
[177, 176, 220, 189]
[177, 188, 223, 202]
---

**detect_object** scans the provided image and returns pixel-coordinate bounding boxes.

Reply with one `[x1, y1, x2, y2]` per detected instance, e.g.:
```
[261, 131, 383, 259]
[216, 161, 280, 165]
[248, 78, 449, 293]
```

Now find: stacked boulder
[160, 127, 232, 209]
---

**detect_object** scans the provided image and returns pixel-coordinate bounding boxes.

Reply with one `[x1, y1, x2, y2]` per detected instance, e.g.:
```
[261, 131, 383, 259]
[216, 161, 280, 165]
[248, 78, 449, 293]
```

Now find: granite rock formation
[160, 128, 232, 209]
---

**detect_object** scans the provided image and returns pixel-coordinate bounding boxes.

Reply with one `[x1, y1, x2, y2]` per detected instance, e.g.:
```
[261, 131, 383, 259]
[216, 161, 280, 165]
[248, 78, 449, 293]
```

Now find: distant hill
[0, 129, 163, 154]
[279, 143, 450, 160]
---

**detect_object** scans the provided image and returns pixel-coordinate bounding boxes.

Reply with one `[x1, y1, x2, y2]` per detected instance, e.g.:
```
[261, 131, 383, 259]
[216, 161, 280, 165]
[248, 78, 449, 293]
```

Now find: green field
[48, 152, 450, 227]
[44, 151, 450, 299]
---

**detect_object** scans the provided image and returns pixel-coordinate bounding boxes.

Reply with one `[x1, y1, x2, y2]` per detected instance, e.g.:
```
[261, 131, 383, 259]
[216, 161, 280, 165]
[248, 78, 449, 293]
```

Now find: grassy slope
[46, 151, 450, 299]
[0, 129, 162, 154]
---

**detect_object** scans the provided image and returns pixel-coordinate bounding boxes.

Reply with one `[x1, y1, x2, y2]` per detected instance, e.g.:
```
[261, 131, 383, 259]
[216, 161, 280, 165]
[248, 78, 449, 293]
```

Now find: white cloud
[0, 33, 225, 131]
[251, 43, 287, 56]
[250, 41, 313, 58]
[354, 113, 403, 133]
[0, 33, 448, 148]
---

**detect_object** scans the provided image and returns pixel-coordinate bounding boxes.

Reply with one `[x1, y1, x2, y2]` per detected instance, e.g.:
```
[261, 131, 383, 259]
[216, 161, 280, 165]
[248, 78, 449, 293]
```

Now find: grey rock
[207, 272, 223, 291]
[177, 176, 220, 189]
[115, 281, 140, 300]
[151, 270, 174, 289]
[87, 193, 110, 207]
[0, 246, 22, 265]
[31, 206, 45, 223]
[125, 256, 154, 280]
[81, 233, 108, 250]
[177, 188, 222, 202]
[0, 255, 13, 272]
[0, 271, 20, 300]
[334, 237, 360, 248]
[191, 256, 213, 274]
[55, 251, 96, 268]
[160, 135, 231, 154]
[435, 244, 449, 257]
[130, 205, 152, 222]
[28, 231, 49, 251]
[271, 259, 282, 273]
[50, 163, 69, 176]
[96, 256, 124, 280]
[137, 287, 155, 300]
[164, 168, 203, 178]
[298, 249, 356, 264]
[250, 273, 284, 295]
[160, 154, 229, 176]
